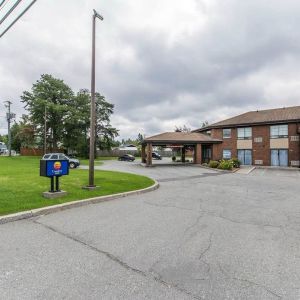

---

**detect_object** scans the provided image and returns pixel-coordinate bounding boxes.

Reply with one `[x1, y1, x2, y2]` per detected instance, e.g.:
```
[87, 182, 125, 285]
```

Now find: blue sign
[46, 160, 69, 177]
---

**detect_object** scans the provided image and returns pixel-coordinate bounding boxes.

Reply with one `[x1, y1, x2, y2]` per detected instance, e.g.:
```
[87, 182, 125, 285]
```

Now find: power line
[0, 0, 5, 7]
[0, 0, 12, 12]
[0, 0, 37, 38]
[0, 0, 22, 25]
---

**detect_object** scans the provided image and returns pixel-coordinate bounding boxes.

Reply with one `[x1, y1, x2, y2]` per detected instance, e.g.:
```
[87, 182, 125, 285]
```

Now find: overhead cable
[0, 0, 12, 12]
[0, 0, 36, 38]
[0, 0, 22, 25]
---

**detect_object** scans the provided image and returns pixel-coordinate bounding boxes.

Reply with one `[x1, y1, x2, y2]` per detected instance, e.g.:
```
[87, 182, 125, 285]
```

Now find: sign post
[40, 160, 69, 198]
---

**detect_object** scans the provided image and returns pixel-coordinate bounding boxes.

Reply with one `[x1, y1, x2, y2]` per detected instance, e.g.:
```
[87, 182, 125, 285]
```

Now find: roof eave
[194, 118, 300, 132]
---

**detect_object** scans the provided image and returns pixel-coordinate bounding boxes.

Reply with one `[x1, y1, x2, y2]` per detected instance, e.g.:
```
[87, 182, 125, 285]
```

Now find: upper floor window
[270, 124, 288, 138]
[223, 128, 231, 139]
[237, 127, 252, 140]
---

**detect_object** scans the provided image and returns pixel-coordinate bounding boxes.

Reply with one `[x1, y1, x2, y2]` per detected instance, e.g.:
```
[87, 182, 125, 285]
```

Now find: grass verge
[0, 156, 154, 216]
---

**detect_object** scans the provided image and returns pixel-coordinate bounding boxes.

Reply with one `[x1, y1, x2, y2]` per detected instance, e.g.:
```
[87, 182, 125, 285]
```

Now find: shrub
[231, 158, 240, 168]
[172, 156, 176, 162]
[218, 159, 233, 170]
[208, 160, 219, 168]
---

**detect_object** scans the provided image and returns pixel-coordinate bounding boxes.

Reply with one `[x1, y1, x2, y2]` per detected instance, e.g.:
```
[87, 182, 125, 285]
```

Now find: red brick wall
[252, 125, 270, 166]
[289, 123, 300, 165]
[211, 128, 237, 160]
[20, 148, 64, 156]
[210, 123, 300, 166]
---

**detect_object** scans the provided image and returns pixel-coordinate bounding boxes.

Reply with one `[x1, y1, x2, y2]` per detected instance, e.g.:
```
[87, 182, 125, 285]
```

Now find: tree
[95, 92, 119, 151]
[201, 121, 209, 128]
[137, 133, 144, 144]
[21, 74, 74, 149]
[21, 75, 119, 156]
[174, 125, 191, 133]
[11, 115, 35, 152]
[63, 89, 90, 156]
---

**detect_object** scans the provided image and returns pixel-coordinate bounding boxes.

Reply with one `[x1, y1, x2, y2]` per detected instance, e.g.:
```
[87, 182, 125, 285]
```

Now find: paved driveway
[1, 162, 300, 299]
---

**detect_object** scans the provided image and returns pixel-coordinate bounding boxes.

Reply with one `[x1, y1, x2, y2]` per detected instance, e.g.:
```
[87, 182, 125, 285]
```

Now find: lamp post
[4, 101, 15, 156]
[88, 9, 103, 188]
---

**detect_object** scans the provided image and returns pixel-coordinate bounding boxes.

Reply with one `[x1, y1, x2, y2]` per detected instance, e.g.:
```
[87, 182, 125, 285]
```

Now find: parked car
[42, 153, 80, 169]
[118, 154, 135, 161]
[152, 152, 162, 160]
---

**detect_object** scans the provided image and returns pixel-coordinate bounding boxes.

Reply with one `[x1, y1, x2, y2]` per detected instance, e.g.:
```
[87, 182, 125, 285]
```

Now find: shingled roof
[143, 132, 222, 144]
[194, 106, 300, 131]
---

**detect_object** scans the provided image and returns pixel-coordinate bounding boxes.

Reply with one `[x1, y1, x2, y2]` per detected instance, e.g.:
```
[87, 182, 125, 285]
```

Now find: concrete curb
[255, 166, 300, 172]
[235, 166, 256, 175]
[0, 180, 159, 225]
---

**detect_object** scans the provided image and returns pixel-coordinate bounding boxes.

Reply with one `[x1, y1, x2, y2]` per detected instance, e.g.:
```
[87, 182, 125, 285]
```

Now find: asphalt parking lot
[1, 161, 300, 299]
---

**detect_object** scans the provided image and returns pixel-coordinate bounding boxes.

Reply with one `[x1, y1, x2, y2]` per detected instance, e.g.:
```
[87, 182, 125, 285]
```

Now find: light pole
[44, 105, 47, 155]
[88, 9, 103, 188]
[4, 101, 15, 156]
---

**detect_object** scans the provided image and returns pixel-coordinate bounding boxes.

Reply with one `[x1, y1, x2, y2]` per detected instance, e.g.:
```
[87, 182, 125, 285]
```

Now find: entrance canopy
[141, 132, 222, 166]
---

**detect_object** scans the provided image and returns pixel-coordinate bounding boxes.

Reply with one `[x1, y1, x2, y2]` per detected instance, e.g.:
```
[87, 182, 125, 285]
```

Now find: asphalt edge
[0, 180, 159, 225]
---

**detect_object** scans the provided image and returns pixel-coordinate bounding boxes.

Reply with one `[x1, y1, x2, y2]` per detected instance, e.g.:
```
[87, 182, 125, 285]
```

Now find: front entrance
[202, 145, 212, 163]
[271, 149, 288, 167]
[238, 149, 252, 165]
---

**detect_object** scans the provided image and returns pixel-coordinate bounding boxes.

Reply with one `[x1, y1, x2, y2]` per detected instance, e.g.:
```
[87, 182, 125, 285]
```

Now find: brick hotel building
[142, 106, 300, 167]
[194, 106, 300, 167]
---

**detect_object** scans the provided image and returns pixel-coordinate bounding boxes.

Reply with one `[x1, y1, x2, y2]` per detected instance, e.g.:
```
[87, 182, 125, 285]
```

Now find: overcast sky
[0, 0, 300, 139]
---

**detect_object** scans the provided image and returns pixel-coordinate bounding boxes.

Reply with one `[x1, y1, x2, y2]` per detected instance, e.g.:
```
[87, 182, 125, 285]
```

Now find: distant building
[117, 144, 138, 151]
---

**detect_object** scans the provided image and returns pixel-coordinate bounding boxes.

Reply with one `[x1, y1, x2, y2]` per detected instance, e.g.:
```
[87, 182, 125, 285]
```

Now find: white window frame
[237, 127, 252, 140]
[223, 128, 231, 139]
[270, 124, 288, 138]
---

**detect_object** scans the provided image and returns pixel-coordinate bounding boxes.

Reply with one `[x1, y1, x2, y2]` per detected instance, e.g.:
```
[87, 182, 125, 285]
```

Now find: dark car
[42, 153, 80, 169]
[118, 154, 135, 161]
[152, 152, 162, 160]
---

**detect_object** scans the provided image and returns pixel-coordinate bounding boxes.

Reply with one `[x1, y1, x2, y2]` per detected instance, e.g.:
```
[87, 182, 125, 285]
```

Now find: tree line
[10, 74, 118, 157]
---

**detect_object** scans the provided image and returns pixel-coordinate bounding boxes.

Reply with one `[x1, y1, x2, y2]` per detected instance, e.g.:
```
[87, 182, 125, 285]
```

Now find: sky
[0, 0, 300, 139]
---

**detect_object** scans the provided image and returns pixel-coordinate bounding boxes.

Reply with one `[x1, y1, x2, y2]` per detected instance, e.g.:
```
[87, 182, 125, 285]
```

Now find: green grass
[0, 156, 154, 216]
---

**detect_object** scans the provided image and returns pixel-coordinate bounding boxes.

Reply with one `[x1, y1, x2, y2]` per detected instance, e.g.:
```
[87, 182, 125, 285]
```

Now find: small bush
[218, 160, 233, 170]
[172, 156, 176, 162]
[231, 158, 240, 168]
[208, 160, 219, 168]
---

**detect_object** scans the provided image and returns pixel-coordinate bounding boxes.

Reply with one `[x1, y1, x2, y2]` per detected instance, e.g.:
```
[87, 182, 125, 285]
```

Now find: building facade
[195, 106, 300, 167]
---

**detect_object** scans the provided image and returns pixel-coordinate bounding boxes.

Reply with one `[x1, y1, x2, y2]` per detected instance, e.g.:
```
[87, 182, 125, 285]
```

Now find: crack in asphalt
[144, 202, 198, 212]
[198, 233, 213, 261]
[144, 201, 285, 232]
[158, 172, 225, 183]
[183, 215, 204, 236]
[32, 220, 203, 300]
[218, 264, 282, 299]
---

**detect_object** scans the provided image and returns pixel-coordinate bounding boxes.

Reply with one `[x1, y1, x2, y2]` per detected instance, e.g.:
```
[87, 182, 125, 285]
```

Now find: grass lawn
[0, 156, 154, 216]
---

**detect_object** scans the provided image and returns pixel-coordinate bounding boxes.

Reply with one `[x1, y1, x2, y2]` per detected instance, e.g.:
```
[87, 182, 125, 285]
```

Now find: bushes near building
[208, 160, 219, 168]
[207, 158, 240, 170]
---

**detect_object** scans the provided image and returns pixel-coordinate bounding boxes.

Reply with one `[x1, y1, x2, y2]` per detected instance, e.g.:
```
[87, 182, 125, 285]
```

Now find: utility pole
[4, 101, 15, 156]
[87, 9, 103, 188]
[44, 105, 47, 154]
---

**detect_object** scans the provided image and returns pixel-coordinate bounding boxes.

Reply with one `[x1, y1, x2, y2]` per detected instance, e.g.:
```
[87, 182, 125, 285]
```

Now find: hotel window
[270, 124, 288, 138]
[223, 128, 231, 138]
[223, 149, 232, 159]
[237, 127, 252, 140]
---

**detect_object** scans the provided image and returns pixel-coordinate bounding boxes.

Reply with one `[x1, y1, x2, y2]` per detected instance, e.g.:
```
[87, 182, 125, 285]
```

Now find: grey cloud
[1, 0, 300, 138]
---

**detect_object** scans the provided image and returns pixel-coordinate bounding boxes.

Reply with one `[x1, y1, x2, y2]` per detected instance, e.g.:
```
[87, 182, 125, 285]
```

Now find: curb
[255, 166, 300, 172]
[235, 166, 256, 175]
[0, 180, 159, 225]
